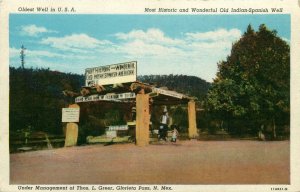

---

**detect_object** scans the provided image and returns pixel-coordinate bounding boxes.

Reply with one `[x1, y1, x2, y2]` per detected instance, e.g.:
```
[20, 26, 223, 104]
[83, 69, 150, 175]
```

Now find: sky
[9, 14, 290, 82]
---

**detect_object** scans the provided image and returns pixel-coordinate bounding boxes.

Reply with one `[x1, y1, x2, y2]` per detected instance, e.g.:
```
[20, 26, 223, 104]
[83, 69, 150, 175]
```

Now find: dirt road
[10, 140, 289, 184]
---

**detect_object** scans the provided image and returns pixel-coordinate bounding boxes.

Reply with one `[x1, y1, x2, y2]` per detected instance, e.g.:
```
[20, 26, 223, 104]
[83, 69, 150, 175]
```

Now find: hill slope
[138, 74, 211, 100]
[9, 67, 84, 134]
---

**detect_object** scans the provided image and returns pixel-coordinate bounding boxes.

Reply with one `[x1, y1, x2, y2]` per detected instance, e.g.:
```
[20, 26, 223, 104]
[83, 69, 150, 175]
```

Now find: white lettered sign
[85, 61, 137, 86]
[75, 92, 136, 103]
[152, 88, 184, 99]
[62, 108, 80, 122]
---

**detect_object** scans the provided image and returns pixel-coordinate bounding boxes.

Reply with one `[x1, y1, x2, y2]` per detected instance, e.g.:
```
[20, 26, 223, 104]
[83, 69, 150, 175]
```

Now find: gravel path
[10, 140, 290, 184]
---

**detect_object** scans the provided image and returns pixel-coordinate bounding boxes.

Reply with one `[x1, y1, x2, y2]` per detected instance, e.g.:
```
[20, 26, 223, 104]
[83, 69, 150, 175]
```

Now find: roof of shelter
[64, 81, 195, 105]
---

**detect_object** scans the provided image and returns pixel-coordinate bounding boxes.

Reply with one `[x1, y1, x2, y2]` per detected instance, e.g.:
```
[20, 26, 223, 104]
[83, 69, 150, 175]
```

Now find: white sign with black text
[62, 108, 80, 122]
[152, 88, 184, 99]
[85, 61, 137, 86]
[75, 92, 136, 103]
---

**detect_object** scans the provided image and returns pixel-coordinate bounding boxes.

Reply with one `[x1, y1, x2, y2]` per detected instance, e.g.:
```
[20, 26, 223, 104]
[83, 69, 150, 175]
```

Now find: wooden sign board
[62, 108, 80, 122]
[108, 125, 128, 131]
[152, 88, 183, 99]
[85, 61, 137, 86]
[75, 92, 135, 103]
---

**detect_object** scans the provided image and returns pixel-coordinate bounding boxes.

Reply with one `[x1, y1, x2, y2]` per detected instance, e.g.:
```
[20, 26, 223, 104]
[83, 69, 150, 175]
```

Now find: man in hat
[159, 108, 169, 141]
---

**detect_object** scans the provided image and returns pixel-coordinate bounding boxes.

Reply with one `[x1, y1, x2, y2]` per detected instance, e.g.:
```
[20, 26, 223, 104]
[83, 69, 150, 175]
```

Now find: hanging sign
[85, 61, 137, 86]
[75, 92, 136, 103]
[152, 88, 184, 99]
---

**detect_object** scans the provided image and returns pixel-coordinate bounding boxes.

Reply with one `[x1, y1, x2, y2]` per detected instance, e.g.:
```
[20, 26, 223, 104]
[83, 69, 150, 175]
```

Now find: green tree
[206, 24, 290, 138]
[9, 67, 84, 135]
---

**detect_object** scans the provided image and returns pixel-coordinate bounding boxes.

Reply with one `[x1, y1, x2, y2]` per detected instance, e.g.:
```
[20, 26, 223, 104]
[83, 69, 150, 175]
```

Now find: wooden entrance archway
[64, 81, 198, 146]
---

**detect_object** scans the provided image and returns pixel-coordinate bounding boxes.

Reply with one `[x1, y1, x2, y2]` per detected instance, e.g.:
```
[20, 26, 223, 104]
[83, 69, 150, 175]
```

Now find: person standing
[160, 109, 169, 141]
[171, 126, 179, 143]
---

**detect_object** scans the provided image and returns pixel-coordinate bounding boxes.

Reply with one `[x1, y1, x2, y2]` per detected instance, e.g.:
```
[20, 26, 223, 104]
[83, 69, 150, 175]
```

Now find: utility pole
[20, 45, 26, 69]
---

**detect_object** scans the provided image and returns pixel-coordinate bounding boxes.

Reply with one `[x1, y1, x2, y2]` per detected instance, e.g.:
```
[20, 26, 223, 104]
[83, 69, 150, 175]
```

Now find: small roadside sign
[62, 108, 80, 122]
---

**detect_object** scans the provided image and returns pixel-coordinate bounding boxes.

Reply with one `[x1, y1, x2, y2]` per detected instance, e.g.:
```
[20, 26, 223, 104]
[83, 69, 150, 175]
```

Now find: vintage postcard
[0, 0, 300, 191]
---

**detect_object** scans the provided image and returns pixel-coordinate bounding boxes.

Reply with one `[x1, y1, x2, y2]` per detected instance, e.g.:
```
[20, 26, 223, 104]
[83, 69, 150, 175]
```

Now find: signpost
[85, 61, 137, 86]
[63, 104, 80, 147]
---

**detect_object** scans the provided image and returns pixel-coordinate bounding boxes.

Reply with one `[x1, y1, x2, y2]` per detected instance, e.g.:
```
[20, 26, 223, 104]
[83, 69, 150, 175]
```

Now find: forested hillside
[138, 75, 210, 100]
[9, 67, 84, 134]
[9, 67, 209, 135]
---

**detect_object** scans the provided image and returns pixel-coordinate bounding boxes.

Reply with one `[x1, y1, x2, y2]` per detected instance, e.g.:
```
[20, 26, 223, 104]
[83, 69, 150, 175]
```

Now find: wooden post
[188, 100, 198, 138]
[135, 93, 150, 146]
[64, 104, 79, 147]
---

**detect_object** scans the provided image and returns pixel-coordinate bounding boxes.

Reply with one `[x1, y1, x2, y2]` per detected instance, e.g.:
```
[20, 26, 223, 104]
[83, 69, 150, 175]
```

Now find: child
[171, 126, 179, 143]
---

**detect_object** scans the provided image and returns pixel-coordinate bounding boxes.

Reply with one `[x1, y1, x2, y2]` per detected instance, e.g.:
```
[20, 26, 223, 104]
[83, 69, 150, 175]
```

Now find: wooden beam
[80, 88, 90, 96]
[188, 100, 198, 138]
[135, 93, 150, 146]
[130, 82, 153, 93]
